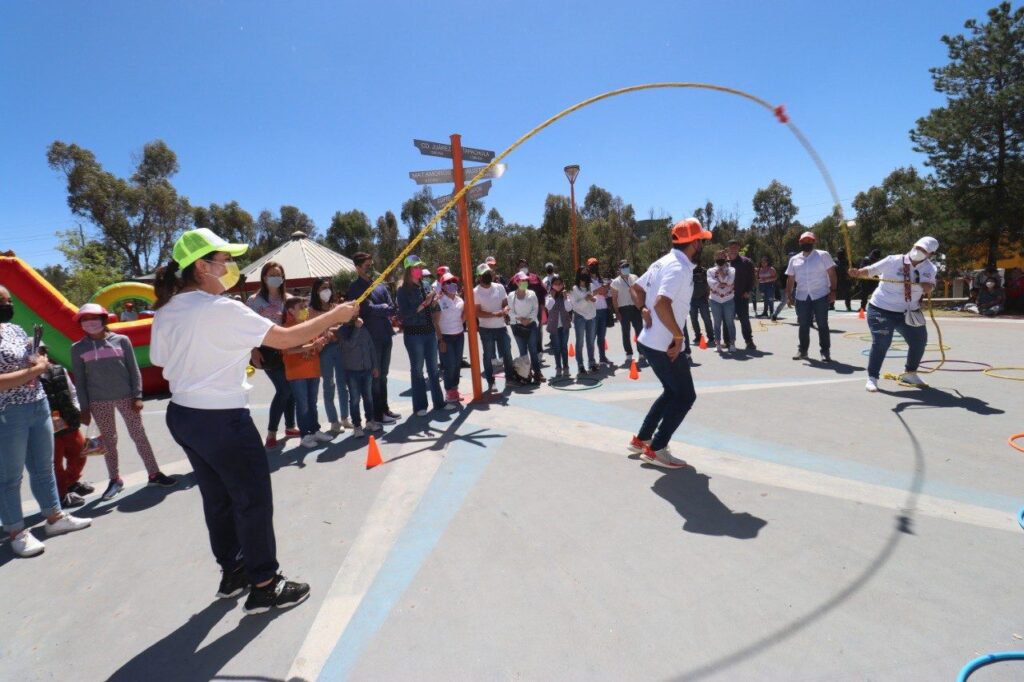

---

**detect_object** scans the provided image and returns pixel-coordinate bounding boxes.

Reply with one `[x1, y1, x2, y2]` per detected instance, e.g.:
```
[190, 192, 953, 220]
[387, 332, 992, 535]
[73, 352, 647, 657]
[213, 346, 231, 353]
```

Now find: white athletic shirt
[437, 294, 465, 335]
[637, 249, 694, 351]
[151, 291, 274, 410]
[865, 254, 937, 313]
[570, 286, 597, 320]
[473, 284, 507, 329]
[785, 250, 836, 301]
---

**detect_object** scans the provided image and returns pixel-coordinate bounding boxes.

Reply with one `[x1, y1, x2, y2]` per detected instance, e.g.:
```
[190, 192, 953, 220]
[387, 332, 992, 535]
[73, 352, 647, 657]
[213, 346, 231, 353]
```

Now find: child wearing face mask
[437, 273, 466, 406]
[308, 277, 352, 434]
[71, 303, 176, 501]
[283, 298, 332, 448]
[544, 275, 573, 377]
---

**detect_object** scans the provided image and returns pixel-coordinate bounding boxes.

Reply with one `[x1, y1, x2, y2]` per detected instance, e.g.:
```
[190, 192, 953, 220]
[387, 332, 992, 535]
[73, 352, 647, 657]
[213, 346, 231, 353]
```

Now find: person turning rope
[627, 218, 711, 468]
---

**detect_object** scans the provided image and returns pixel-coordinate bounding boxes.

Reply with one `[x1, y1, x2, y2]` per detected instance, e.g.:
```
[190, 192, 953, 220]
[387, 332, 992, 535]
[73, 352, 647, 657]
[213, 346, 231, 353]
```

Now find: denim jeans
[735, 294, 754, 344]
[573, 315, 597, 370]
[690, 298, 714, 343]
[866, 304, 927, 379]
[479, 327, 515, 384]
[288, 378, 321, 435]
[710, 298, 736, 347]
[264, 365, 295, 432]
[759, 283, 775, 317]
[0, 398, 61, 533]
[166, 403, 278, 584]
[618, 305, 643, 356]
[404, 332, 444, 412]
[795, 295, 831, 355]
[549, 325, 570, 370]
[595, 308, 610, 361]
[370, 335, 393, 421]
[319, 342, 349, 423]
[512, 323, 541, 372]
[345, 370, 374, 426]
[440, 333, 465, 391]
[636, 343, 697, 451]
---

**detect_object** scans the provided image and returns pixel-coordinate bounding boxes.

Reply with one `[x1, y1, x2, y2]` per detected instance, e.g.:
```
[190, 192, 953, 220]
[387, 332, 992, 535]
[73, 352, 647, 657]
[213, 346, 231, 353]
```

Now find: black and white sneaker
[101, 478, 124, 501]
[68, 481, 95, 496]
[61, 492, 86, 509]
[243, 574, 310, 615]
[148, 472, 178, 488]
[216, 567, 249, 599]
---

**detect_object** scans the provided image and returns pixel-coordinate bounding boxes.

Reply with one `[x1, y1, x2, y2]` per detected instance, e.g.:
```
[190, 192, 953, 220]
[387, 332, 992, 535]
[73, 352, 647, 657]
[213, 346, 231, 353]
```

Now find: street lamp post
[564, 164, 580, 271]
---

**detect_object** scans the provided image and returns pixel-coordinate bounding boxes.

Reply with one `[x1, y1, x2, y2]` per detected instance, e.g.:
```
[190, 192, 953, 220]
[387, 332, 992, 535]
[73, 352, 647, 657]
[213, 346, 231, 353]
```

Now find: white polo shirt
[866, 254, 937, 313]
[610, 274, 639, 308]
[151, 291, 274, 410]
[785, 249, 836, 301]
[591, 278, 609, 310]
[637, 249, 694, 351]
[473, 284, 507, 329]
[437, 294, 465, 334]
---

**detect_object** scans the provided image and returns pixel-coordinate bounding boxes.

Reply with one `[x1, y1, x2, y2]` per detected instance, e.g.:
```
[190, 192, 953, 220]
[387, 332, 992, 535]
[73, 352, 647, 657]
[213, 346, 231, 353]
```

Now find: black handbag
[257, 345, 284, 370]
[511, 323, 532, 340]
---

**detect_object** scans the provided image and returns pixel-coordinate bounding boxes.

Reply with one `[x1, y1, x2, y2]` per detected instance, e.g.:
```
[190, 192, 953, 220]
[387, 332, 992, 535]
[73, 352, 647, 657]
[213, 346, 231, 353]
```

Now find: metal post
[450, 134, 484, 402]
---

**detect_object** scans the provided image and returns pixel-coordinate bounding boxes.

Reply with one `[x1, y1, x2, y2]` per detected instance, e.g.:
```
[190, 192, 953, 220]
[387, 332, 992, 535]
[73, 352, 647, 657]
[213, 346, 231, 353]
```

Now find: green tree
[47, 140, 193, 275]
[193, 201, 256, 260]
[910, 1, 1024, 266]
[374, 211, 402, 275]
[752, 181, 798, 267]
[324, 209, 373, 256]
[53, 229, 128, 305]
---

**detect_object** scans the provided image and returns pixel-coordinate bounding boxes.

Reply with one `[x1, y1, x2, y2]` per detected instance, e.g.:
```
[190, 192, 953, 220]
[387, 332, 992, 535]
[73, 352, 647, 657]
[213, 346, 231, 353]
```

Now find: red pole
[569, 180, 579, 271]
[450, 134, 484, 402]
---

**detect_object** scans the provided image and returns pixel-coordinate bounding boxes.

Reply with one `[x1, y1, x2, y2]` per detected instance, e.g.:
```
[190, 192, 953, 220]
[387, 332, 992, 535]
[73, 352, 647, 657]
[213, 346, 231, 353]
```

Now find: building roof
[240, 231, 356, 282]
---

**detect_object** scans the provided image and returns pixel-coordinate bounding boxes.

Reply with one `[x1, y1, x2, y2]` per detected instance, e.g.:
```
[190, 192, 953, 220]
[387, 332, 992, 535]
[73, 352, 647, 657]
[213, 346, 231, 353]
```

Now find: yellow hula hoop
[984, 367, 1024, 381]
[354, 82, 847, 304]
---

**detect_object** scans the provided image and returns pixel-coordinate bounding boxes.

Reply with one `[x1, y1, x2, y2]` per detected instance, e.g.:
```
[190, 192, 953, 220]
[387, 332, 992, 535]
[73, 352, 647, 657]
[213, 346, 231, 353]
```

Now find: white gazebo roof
[240, 231, 356, 282]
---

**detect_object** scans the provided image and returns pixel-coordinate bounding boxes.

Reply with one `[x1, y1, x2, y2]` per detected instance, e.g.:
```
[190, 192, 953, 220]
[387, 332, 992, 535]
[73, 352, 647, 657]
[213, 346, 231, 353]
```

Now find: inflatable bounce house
[0, 254, 168, 395]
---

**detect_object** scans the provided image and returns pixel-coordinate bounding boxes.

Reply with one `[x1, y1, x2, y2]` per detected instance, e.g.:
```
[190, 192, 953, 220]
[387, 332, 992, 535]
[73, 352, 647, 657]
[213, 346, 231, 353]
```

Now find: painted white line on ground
[579, 376, 863, 402]
[287, 439, 447, 681]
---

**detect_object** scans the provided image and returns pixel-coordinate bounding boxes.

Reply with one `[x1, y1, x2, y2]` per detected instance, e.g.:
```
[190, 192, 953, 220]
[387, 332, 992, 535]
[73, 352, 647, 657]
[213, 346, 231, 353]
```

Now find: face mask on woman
[517, 282, 529, 292]
[0, 303, 13, 323]
[910, 247, 929, 262]
[295, 307, 309, 322]
[444, 283, 458, 295]
[207, 260, 240, 291]
[519, 267, 528, 275]
[265, 275, 283, 289]
[81, 319, 105, 335]
[319, 289, 332, 302]
[620, 267, 630, 276]
[410, 267, 423, 283]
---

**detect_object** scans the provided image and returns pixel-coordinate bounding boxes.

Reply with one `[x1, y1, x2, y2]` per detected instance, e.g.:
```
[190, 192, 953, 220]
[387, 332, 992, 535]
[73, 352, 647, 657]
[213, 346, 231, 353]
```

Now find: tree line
[38, 2, 1022, 304]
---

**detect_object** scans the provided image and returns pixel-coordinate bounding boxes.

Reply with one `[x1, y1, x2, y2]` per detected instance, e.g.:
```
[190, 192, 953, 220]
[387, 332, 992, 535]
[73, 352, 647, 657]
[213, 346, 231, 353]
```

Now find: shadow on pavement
[648, 466, 767, 539]
[883, 387, 1004, 417]
[804, 358, 864, 374]
[107, 598, 288, 682]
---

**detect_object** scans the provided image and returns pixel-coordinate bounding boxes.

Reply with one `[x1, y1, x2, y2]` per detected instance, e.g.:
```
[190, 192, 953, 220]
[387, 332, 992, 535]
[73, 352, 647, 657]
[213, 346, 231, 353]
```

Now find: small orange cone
[568, 343, 575, 357]
[699, 335, 708, 350]
[365, 435, 383, 469]
[858, 308, 866, 320]
[604, 339, 609, 351]
[629, 360, 639, 380]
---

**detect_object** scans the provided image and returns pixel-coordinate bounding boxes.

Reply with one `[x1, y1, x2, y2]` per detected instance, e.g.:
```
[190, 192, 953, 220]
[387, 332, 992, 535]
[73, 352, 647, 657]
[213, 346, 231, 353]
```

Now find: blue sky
[0, 0, 998, 268]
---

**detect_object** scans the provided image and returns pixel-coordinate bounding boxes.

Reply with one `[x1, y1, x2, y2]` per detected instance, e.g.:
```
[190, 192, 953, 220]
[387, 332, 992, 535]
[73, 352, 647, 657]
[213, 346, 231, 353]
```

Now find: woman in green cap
[395, 254, 445, 416]
[151, 228, 358, 614]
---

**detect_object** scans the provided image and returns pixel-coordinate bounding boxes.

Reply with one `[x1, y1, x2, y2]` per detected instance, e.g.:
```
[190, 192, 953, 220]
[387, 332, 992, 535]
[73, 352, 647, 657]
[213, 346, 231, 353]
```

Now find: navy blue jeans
[319, 342, 349, 423]
[289, 378, 321, 435]
[345, 370, 374, 426]
[264, 366, 295, 432]
[549, 325, 570, 370]
[573, 315, 596, 370]
[795, 295, 831, 355]
[866, 304, 927, 379]
[166, 403, 278, 584]
[404, 332, 444, 411]
[513, 323, 541, 372]
[618, 305, 643, 356]
[636, 343, 697, 451]
[440, 333, 465, 391]
[479, 326, 514, 384]
[595, 308, 610, 361]
[370, 335, 393, 421]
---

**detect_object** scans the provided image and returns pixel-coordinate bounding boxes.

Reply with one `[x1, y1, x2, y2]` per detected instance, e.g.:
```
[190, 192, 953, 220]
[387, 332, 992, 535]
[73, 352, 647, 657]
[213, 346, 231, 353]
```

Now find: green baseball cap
[475, 263, 491, 276]
[403, 254, 425, 269]
[172, 228, 248, 270]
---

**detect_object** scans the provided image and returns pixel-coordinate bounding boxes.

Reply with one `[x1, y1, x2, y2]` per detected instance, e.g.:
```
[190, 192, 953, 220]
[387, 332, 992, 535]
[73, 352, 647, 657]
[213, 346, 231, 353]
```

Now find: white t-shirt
[151, 291, 274, 410]
[570, 286, 597, 320]
[591, 278, 609, 310]
[437, 294, 464, 335]
[637, 250, 694, 351]
[866, 254, 937, 313]
[708, 265, 736, 303]
[473, 284, 507, 329]
[785, 249, 836, 301]
[507, 290, 538, 323]
[610, 274, 639, 308]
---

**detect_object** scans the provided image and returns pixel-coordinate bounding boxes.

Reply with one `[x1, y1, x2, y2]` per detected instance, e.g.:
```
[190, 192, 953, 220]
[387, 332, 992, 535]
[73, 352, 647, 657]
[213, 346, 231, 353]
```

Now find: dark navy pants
[167, 402, 278, 585]
[636, 342, 697, 451]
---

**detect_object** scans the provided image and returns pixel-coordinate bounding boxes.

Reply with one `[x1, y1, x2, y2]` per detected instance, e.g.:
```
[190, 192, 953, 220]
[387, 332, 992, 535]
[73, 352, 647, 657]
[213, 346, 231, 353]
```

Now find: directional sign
[413, 139, 495, 164]
[431, 181, 491, 209]
[409, 164, 506, 185]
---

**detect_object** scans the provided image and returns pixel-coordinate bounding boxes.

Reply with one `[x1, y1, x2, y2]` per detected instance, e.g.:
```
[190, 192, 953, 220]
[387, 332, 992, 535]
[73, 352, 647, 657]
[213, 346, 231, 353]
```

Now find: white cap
[421, 268, 432, 276]
[913, 236, 939, 254]
[799, 231, 816, 243]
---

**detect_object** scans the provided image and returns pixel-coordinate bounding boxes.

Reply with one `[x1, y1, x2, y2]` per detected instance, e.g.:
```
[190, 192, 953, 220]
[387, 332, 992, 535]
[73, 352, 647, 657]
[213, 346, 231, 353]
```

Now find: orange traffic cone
[858, 308, 866, 320]
[365, 435, 383, 470]
[629, 360, 639, 380]
[568, 343, 575, 358]
[699, 335, 708, 350]
[604, 339, 609, 351]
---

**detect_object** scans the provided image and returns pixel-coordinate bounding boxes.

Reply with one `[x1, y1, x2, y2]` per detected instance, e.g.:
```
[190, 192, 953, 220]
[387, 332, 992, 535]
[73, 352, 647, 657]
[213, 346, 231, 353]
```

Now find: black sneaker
[148, 472, 178, 488]
[821, 354, 833, 363]
[792, 352, 809, 361]
[101, 478, 124, 501]
[61, 492, 86, 509]
[69, 481, 95, 496]
[216, 567, 249, 599]
[243, 575, 310, 615]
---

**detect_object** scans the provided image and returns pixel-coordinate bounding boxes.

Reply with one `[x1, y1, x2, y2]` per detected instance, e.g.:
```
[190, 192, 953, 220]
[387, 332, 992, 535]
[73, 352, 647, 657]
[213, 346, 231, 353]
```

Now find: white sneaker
[444, 402, 459, 411]
[341, 418, 355, 429]
[329, 421, 344, 434]
[865, 378, 879, 393]
[300, 434, 318, 448]
[415, 409, 429, 417]
[45, 512, 92, 537]
[352, 426, 364, 438]
[366, 421, 383, 432]
[901, 372, 927, 387]
[313, 431, 334, 442]
[11, 529, 45, 557]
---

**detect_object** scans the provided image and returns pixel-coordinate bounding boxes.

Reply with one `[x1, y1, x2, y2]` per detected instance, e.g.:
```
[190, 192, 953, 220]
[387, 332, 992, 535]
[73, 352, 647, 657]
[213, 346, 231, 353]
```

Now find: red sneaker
[265, 434, 278, 449]
[640, 445, 687, 469]
[284, 428, 301, 438]
[627, 435, 650, 454]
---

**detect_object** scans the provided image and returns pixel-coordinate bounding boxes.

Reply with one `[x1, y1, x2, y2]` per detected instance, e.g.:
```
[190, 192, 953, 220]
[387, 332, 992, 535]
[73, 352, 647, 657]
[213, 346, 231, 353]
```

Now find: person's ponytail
[154, 260, 199, 310]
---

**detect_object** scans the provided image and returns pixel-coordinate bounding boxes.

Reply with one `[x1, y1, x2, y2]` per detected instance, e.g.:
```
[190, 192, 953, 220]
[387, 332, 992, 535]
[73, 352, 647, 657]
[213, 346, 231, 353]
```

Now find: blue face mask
[620, 267, 630, 276]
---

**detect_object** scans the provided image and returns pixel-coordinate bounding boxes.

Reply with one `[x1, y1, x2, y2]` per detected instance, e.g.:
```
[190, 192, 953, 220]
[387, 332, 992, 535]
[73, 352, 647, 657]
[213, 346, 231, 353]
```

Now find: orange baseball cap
[671, 217, 712, 244]
[586, 257, 599, 266]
